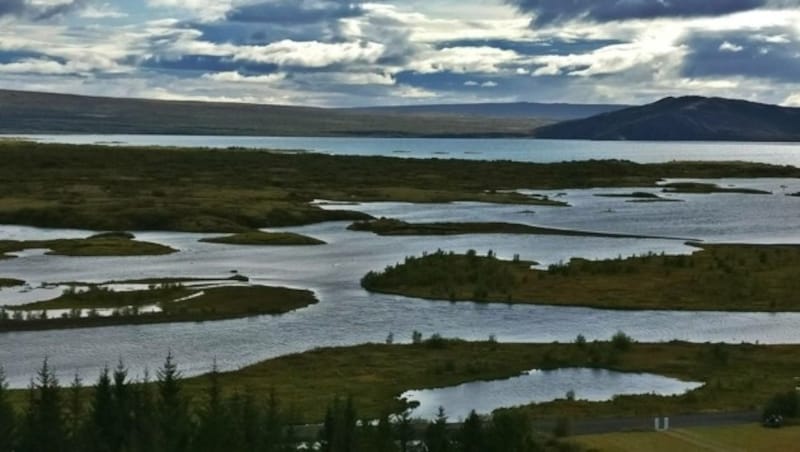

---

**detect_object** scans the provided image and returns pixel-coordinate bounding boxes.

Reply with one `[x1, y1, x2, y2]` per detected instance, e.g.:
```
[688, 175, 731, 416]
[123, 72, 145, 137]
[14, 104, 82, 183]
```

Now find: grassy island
[0, 278, 24, 287]
[0, 142, 798, 232]
[661, 182, 771, 195]
[0, 232, 175, 259]
[348, 218, 690, 240]
[594, 192, 683, 203]
[362, 245, 800, 311]
[0, 284, 317, 332]
[200, 230, 326, 246]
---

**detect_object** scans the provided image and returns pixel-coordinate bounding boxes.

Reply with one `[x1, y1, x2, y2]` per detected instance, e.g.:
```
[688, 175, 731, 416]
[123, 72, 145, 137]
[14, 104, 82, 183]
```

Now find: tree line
[0, 356, 582, 452]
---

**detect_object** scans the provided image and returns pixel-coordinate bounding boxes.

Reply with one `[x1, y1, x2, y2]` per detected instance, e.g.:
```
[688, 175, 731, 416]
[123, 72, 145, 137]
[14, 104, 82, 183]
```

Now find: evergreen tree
[90, 366, 115, 452]
[395, 411, 413, 452]
[373, 413, 395, 452]
[112, 360, 132, 450]
[194, 361, 229, 452]
[459, 411, 484, 452]
[155, 353, 192, 452]
[425, 407, 450, 452]
[65, 374, 85, 452]
[129, 369, 156, 452]
[20, 359, 65, 452]
[0, 367, 17, 452]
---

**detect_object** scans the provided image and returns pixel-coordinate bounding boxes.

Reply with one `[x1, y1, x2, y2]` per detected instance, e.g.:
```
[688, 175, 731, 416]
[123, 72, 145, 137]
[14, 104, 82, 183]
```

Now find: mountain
[349, 102, 627, 121]
[534, 96, 800, 141]
[0, 90, 548, 137]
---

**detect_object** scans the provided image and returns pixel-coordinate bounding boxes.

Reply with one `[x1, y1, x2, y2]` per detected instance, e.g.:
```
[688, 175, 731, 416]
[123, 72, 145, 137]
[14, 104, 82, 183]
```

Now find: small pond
[401, 368, 702, 421]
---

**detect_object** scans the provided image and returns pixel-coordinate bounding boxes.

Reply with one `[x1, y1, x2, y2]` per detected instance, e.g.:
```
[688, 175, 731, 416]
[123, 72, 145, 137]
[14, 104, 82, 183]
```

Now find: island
[0, 231, 176, 259]
[200, 230, 326, 246]
[0, 284, 318, 332]
[361, 244, 800, 311]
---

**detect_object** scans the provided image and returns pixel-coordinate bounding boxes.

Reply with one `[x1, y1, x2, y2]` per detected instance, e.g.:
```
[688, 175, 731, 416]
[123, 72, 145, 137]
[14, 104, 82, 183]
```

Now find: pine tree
[155, 353, 192, 452]
[130, 369, 156, 452]
[459, 411, 484, 452]
[65, 374, 85, 452]
[194, 361, 229, 452]
[0, 366, 17, 452]
[112, 360, 132, 450]
[21, 359, 65, 452]
[425, 407, 450, 452]
[90, 365, 115, 452]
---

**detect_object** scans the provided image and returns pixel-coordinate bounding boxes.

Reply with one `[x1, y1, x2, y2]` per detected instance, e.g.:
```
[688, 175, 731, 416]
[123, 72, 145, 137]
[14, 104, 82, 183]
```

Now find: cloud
[0, 0, 86, 21]
[506, 0, 771, 26]
[783, 93, 800, 106]
[719, 41, 744, 52]
[202, 71, 286, 84]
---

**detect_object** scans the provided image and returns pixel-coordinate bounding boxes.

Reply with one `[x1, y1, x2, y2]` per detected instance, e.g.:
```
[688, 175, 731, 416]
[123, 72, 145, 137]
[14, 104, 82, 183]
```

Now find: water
[402, 368, 702, 421]
[7, 134, 800, 165]
[2, 180, 800, 387]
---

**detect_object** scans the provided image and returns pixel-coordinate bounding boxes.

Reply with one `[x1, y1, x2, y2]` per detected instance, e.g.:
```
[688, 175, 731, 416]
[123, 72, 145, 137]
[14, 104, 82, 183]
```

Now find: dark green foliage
[0, 355, 584, 452]
[156, 352, 192, 452]
[20, 359, 65, 452]
[0, 367, 16, 452]
[610, 331, 634, 351]
[763, 391, 799, 419]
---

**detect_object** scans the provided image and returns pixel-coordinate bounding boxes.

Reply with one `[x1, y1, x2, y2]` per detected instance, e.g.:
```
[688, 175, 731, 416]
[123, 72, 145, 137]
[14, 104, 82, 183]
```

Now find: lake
[3, 178, 800, 387]
[7, 134, 800, 165]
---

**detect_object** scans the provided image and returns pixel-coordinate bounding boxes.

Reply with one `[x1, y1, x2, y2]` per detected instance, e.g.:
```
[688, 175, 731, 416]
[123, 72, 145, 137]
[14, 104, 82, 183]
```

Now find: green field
[0, 142, 798, 232]
[362, 244, 800, 311]
[576, 424, 800, 452]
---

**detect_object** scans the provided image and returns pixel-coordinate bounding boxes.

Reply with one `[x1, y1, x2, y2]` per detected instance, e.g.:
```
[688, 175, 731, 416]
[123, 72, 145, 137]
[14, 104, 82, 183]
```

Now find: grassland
[200, 230, 326, 246]
[0, 142, 798, 232]
[6, 340, 799, 425]
[0, 284, 317, 332]
[575, 424, 800, 452]
[0, 232, 175, 259]
[362, 244, 800, 311]
[348, 218, 688, 240]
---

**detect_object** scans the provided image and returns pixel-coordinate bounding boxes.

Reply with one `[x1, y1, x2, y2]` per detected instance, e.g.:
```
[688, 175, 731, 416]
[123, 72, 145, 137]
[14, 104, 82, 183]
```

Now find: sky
[0, 0, 799, 107]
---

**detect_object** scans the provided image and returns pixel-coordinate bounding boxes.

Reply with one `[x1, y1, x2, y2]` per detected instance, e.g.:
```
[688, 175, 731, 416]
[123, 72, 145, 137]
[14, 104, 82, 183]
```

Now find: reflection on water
[401, 368, 703, 421]
[1, 182, 800, 387]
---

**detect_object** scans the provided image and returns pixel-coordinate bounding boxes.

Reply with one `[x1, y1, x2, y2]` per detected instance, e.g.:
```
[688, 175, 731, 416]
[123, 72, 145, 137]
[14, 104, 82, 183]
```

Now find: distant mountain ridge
[534, 96, 800, 142]
[348, 102, 628, 120]
[0, 89, 547, 137]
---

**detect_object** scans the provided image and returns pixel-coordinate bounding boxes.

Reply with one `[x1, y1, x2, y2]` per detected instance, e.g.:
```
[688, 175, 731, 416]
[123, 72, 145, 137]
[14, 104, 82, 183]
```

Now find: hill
[0, 90, 545, 137]
[349, 101, 626, 120]
[534, 96, 800, 141]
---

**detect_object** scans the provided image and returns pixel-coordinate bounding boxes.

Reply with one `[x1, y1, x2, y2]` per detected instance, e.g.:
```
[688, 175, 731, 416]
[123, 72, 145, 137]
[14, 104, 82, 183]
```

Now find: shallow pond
[401, 368, 703, 421]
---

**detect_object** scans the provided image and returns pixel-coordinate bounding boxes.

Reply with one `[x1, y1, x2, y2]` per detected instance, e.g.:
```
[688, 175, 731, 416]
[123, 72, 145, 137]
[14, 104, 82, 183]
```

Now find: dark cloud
[226, 0, 363, 25]
[682, 29, 800, 82]
[0, 0, 85, 20]
[507, 0, 768, 26]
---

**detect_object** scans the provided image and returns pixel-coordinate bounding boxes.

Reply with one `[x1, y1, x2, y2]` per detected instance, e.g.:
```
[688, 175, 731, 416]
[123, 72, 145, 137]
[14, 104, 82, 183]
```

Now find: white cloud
[202, 71, 287, 84]
[783, 93, 800, 106]
[719, 41, 744, 52]
[409, 46, 520, 74]
[229, 40, 386, 68]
